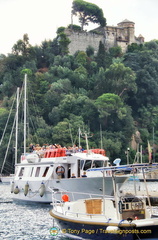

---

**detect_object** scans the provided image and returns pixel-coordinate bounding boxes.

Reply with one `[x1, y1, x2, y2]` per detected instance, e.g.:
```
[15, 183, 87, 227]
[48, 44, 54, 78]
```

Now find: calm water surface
[0, 183, 70, 240]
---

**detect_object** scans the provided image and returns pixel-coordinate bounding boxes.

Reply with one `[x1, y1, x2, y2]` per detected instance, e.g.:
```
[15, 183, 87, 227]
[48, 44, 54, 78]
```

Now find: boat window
[104, 161, 109, 167]
[35, 167, 40, 177]
[80, 160, 84, 169]
[18, 167, 24, 177]
[83, 160, 92, 170]
[30, 167, 34, 177]
[42, 167, 49, 177]
[92, 160, 103, 168]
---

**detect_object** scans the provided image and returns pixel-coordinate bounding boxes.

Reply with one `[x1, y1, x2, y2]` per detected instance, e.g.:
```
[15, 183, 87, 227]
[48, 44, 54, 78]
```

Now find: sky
[0, 0, 158, 55]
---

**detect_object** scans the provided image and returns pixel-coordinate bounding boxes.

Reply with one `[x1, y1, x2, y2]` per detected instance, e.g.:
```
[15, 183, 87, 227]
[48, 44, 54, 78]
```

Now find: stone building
[65, 19, 144, 55]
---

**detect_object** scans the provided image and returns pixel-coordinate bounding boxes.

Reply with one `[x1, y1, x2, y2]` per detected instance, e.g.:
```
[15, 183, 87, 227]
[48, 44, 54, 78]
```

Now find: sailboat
[10, 74, 128, 203]
[0, 88, 19, 183]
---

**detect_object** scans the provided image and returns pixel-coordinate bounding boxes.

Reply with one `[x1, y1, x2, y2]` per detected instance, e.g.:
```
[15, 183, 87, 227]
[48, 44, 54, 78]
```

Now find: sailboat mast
[84, 132, 89, 153]
[24, 74, 27, 155]
[15, 87, 19, 165]
[79, 127, 81, 148]
[100, 124, 103, 149]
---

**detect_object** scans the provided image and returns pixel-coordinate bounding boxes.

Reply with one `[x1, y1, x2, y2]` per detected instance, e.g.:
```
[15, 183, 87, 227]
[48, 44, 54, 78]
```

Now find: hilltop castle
[65, 19, 144, 55]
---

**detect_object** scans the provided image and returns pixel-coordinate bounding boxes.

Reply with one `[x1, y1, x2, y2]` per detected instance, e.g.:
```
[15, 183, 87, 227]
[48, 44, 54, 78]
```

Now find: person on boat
[71, 173, 76, 178]
[35, 144, 41, 151]
[78, 146, 84, 152]
[29, 143, 35, 152]
[81, 171, 87, 177]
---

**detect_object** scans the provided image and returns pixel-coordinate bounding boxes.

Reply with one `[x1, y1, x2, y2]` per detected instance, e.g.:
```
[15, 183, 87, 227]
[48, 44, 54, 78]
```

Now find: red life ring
[62, 194, 69, 202]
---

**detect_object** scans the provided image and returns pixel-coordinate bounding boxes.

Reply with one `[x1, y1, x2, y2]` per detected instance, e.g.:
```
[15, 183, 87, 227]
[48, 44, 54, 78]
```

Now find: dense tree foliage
[72, 0, 106, 30]
[1, 31, 158, 174]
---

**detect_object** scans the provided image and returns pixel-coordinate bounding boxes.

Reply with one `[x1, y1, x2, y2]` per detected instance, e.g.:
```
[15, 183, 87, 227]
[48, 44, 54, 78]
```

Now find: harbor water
[0, 183, 70, 240]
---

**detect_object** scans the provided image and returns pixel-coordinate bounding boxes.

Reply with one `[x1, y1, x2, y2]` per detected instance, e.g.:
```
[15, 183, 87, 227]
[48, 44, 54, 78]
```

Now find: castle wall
[65, 29, 104, 55]
[117, 41, 128, 53]
[66, 20, 144, 55]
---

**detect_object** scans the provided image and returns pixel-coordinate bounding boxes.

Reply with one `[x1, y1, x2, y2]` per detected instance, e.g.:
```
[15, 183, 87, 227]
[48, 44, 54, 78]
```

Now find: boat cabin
[15, 148, 109, 180]
[54, 193, 149, 221]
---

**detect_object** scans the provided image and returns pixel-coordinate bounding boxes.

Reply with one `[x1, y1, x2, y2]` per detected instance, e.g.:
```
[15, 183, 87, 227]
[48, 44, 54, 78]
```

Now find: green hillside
[0, 30, 158, 174]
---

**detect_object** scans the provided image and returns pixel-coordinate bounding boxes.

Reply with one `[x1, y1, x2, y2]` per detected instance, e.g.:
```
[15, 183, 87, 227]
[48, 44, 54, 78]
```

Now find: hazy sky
[1, 0, 158, 55]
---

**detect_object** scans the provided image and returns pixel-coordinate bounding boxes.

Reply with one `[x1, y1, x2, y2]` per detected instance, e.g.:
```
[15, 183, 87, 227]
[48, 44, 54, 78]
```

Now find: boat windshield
[83, 160, 105, 170]
[92, 160, 104, 168]
[83, 160, 92, 170]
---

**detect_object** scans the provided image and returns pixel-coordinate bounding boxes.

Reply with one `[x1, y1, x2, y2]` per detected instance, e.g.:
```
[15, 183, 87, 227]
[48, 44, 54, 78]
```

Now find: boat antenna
[81, 131, 93, 153]
[100, 124, 103, 149]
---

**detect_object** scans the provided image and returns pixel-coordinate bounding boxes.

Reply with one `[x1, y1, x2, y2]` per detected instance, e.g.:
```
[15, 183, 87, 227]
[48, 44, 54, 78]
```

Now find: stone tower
[65, 19, 144, 55]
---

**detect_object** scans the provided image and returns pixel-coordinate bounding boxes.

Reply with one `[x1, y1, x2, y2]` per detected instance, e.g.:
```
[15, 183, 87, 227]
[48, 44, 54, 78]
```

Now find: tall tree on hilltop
[72, 0, 106, 30]
[12, 34, 31, 57]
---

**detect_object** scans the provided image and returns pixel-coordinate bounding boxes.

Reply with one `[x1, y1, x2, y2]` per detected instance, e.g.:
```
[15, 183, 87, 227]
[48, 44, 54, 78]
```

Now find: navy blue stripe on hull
[54, 219, 158, 240]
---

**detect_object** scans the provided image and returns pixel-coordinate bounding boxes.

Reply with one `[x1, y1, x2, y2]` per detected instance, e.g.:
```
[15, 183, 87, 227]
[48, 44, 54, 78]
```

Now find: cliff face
[66, 19, 144, 55]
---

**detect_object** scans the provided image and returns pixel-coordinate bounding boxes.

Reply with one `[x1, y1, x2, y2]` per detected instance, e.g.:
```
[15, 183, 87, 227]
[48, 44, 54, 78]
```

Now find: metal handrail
[64, 210, 107, 219]
[48, 187, 113, 199]
[49, 188, 115, 217]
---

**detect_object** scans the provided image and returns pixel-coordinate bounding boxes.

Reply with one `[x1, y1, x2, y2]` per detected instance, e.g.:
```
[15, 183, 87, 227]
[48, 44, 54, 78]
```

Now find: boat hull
[11, 176, 127, 203]
[1, 176, 14, 184]
[50, 212, 158, 240]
